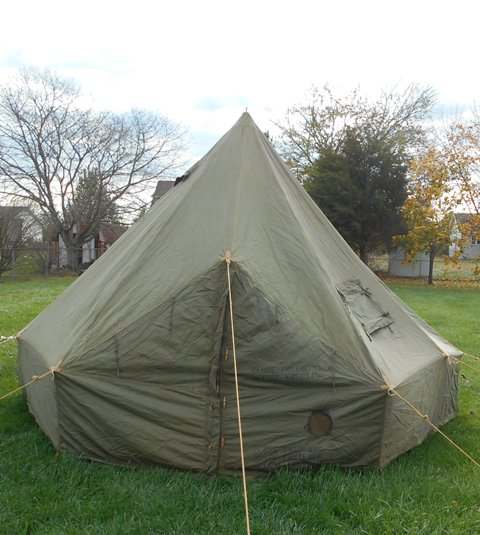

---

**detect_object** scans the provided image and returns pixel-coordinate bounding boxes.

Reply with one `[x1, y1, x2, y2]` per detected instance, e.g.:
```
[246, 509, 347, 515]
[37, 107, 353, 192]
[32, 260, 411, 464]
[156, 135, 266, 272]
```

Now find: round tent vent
[307, 411, 332, 435]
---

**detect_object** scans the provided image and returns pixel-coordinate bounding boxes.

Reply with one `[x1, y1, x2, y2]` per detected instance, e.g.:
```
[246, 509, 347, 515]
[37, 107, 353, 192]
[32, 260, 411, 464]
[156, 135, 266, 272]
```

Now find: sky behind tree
[0, 0, 478, 164]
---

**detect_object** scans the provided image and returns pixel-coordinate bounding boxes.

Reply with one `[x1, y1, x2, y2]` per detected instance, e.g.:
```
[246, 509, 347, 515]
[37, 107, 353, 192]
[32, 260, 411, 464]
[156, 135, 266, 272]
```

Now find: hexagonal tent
[18, 113, 461, 472]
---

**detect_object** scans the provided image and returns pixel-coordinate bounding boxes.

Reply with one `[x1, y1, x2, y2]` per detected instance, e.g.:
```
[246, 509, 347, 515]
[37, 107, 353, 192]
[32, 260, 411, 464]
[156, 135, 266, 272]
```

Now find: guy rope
[0, 335, 61, 402]
[464, 351, 480, 362]
[449, 355, 478, 373]
[387, 386, 480, 468]
[224, 250, 252, 535]
[0, 335, 16, 346]
[0, 368, 56, 402]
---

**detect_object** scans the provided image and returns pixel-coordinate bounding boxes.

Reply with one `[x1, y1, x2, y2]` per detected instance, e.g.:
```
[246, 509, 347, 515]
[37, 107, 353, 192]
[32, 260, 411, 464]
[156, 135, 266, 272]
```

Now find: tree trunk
[61, 233, 80, 273]
[359, 244, 369, 265]
[428, 244, 436, 285]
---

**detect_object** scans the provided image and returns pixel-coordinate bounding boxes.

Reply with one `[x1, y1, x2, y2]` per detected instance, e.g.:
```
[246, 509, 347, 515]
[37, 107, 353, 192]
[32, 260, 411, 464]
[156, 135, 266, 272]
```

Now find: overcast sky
[0, 0, 478, 164]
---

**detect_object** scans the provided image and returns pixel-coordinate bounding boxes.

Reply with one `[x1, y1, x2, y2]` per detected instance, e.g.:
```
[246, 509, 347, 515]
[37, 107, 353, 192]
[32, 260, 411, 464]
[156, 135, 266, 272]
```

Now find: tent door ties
[215, 368, 221, 393]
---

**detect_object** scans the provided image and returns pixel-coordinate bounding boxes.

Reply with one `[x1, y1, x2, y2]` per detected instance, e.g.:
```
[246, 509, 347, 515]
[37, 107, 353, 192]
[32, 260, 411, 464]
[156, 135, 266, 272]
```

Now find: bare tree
[276, 85, 435, 177]
[0, 68, 186, 268]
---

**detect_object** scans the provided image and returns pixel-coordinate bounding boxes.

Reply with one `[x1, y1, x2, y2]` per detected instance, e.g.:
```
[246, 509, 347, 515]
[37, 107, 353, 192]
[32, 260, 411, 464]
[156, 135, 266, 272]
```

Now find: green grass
[1, 278, 480, 534]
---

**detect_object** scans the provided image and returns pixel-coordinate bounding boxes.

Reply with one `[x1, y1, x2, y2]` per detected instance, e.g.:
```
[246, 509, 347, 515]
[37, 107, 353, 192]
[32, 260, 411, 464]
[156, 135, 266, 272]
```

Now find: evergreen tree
[305, 128, 408, 261]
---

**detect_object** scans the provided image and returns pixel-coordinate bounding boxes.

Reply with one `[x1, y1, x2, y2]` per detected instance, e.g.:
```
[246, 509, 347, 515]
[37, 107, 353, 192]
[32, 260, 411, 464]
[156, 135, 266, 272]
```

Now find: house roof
[454, 213, 476, 225]
[46, 222, 127, 243]
[99, 222, 127, 244]
[152, 180, 175, 204]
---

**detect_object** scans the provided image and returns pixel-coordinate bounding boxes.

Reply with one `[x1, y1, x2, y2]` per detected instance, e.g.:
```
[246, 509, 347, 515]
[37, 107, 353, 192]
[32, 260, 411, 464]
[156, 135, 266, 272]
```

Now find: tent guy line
[224, 250, 252, 535]
[0, 335, 16, 346]
[464, 352, 480, 362]
[387, 387, 480, 468]
[0, 367, 54, 402]
[449, 355, 478, 373]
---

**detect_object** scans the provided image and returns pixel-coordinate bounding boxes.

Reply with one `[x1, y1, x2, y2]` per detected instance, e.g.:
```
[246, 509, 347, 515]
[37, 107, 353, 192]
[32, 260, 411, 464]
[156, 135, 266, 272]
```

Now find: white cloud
[1, 0, 479, 162]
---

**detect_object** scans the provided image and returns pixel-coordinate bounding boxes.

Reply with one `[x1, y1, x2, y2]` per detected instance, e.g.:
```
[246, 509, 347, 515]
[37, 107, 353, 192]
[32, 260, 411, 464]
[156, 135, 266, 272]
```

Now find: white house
[53, 222, 127, 268]
[449, 213, 480, 260]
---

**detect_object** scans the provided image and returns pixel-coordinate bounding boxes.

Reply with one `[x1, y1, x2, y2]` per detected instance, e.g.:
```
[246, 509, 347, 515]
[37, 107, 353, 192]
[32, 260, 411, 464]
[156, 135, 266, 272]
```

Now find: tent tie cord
[387, 386, 480, 468]
[224, 250, 252, 535]
[464, 351, 480, 362]
[0, 336, 61, 402]
[0, 366, 60, 402]
[0, 335, 16, 346]
[448, 355, 479, 373]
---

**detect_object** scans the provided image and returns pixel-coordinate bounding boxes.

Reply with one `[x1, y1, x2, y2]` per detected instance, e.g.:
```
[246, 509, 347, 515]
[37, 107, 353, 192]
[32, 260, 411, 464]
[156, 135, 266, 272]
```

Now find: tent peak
[238, 110, 255, 124]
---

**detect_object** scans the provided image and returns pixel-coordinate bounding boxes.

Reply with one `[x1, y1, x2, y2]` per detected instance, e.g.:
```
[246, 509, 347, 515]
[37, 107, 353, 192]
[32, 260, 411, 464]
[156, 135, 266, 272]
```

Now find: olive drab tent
[18, 112, 462, 472]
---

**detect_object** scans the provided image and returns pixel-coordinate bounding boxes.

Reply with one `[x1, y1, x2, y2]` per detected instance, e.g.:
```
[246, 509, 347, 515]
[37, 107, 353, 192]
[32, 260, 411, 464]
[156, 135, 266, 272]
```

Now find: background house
[449, 213, 480, 259]
[49, 222, 127, 269]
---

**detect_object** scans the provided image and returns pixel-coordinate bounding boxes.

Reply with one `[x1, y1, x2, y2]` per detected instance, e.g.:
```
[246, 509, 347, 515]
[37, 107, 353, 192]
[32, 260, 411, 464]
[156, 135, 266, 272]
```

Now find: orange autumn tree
[395, 147, 458, 284]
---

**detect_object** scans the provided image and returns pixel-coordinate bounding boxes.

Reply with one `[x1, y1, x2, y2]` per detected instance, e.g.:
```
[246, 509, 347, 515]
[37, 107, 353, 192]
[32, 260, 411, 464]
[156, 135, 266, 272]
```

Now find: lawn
[0, 277, 479, 534]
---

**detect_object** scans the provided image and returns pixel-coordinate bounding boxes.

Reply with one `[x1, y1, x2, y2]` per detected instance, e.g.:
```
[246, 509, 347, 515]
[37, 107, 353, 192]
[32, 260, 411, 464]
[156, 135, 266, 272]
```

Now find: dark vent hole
[307, 411, 332, 435]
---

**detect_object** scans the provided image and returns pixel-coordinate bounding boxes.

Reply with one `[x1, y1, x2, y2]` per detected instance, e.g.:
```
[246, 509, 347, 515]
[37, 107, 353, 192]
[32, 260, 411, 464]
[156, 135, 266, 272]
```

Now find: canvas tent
[17, 112, 462, 473]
